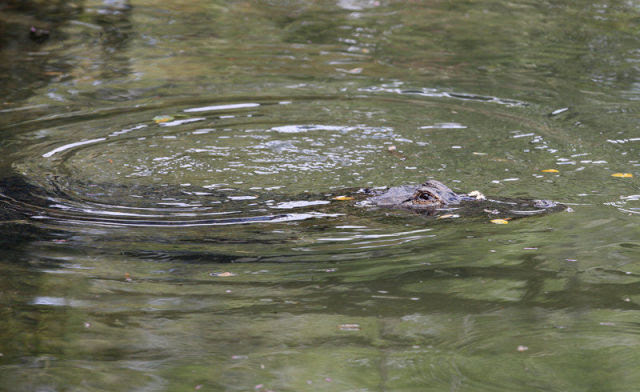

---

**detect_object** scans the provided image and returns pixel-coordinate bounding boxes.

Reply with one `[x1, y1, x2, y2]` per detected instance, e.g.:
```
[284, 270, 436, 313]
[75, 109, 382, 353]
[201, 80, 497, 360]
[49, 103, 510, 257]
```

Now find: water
[1, 0, 639, 390]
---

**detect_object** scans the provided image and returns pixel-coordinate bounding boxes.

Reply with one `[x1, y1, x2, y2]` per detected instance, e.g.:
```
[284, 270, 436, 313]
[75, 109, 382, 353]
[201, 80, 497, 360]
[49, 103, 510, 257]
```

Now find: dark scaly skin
[365, 180, 465, 209]
[363, 179, 561, 215]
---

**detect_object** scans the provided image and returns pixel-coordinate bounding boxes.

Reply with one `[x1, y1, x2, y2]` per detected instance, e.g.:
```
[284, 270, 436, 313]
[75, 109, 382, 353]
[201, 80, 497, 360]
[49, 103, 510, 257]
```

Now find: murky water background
[1, 0, 639, 390]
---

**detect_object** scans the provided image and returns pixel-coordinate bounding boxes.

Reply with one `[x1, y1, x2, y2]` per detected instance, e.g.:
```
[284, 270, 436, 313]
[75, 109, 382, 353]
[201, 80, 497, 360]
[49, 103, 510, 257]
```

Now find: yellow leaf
[153, 115, 174, 124]
[541, 169, 559, 173]
[611, 173, 633, 178]
[338, 324, 360, 331]
[490, 219, 510, 224]
[332, 196, 354, 201]
[210, 272, 235, 277]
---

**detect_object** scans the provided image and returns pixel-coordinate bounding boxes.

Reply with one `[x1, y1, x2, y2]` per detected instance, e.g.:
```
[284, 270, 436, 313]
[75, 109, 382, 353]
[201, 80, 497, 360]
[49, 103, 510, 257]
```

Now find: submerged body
[0, 176, 563, 229]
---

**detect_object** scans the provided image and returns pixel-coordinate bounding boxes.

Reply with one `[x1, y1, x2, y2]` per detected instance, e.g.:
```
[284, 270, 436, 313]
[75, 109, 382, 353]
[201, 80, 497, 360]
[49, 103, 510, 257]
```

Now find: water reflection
[2, 0, 640, 391]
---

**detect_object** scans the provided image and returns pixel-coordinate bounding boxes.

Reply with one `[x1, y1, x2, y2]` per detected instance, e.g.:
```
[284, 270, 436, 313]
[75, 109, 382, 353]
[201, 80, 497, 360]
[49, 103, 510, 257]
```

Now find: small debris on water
[541, 169, 559, 173]
[523, 247, 538, 250]
[599, 322, 615, 326]
[490, 219, 510, 224]
[387, 145, 406, 160]
[153, 115, 174, 123]
[338, 324, 361, 331]
[611, 173, 633, 178]
[550, 107, 569, 116]
[468, 190, 486, 200]
[517, 345, 529, 352]
[124, 273, 132, 282]
[195, 385, 203, 390]
[437, 214, 459, 219]
[29, 26, 50, 43]
[332, 195, 354, 201]
[210, 272, 236, 277]
[84, 322, 91, 328]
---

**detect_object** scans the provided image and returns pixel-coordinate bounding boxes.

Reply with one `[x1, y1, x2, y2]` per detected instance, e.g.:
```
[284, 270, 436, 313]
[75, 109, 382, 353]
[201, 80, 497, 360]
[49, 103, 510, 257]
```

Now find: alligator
[356, 179, 563, 217]
[0, 175, 564, 232]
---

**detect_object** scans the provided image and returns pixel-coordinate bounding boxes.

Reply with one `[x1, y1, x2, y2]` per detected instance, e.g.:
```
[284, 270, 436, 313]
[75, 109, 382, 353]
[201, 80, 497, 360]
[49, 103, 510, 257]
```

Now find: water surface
[1, 0, 639, 390]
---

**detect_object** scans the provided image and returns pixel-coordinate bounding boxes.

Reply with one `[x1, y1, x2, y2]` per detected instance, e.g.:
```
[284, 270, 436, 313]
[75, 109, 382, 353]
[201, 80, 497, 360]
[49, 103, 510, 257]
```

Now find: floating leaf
[490, 219, 510, 224]
[611, 173, 633, 178]
[332, 196, 354, 201]
[386, 145, 406, 160]
[541, 169, 559, 173]
[210, 271, 236, 277]
[153, 115, 174, 124]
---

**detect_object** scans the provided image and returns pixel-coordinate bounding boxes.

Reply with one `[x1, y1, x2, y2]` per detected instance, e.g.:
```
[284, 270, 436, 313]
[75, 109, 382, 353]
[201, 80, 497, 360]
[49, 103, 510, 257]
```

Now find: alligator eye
[418, 192, 433, 201]
[413, 190, 440, 204]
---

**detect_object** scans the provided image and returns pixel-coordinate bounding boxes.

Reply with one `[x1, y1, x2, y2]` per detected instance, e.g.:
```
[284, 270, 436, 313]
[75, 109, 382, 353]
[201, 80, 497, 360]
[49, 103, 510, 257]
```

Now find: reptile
[356, 179, 563, 216]
[0, 176, 564, 228]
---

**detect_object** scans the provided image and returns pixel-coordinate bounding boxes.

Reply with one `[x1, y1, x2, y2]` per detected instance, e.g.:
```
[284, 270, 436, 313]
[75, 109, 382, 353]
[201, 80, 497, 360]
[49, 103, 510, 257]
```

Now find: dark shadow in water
[0, 174, 68, 248]
[0, 0, 83, 103]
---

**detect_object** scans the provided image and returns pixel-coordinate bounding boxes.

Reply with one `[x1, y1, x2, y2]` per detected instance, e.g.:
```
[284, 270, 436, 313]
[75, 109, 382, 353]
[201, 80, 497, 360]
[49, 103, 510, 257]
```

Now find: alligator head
[404, 180, 462, 208]
[365, 180, 462, 210]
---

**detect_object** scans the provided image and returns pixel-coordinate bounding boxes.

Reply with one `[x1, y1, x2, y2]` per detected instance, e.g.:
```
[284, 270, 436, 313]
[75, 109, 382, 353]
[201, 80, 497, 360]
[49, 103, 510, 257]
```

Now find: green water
[1, 0, 639, 390]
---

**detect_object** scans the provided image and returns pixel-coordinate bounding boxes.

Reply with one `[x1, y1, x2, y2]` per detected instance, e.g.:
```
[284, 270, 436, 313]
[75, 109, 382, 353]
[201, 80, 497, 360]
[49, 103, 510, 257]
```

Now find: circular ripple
[5, 92, 570, 238]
